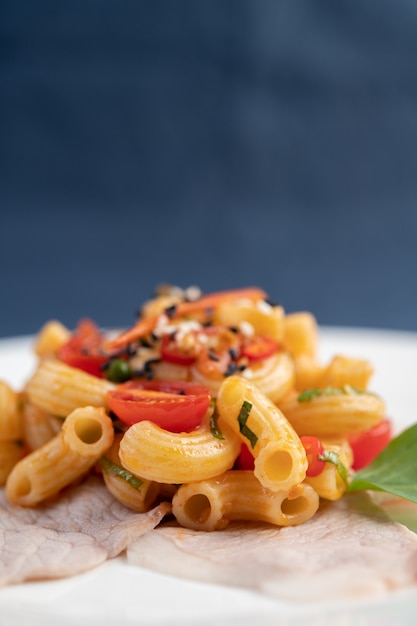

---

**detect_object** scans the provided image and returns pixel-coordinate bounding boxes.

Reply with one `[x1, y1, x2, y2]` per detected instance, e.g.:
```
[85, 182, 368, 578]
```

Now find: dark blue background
[1, 0, 417, 338]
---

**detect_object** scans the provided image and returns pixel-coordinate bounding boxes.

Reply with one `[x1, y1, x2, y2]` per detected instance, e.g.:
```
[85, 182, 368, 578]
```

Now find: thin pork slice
[127, 492, 417, 602]
[0, 476, 170, 587]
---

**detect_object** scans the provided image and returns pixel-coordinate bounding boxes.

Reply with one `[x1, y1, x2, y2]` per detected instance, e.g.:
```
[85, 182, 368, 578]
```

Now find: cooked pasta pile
[0, 286, 388, 531]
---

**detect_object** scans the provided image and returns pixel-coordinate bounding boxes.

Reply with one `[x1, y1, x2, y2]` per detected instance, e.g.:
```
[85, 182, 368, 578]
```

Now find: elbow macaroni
[241, 352, 295, 403]
[119, 416, 241, 485]
[6, 406, 113, 506]
[0, 441, 23, 486]
[25, 359, 115, 417]
[212, 300, 285, 342]
[216, 375, 308, 492]
[22, 401, 61, 451]
[101, 433, 162, 512]
[0, 381, 23, 442]
[277, 388, 385, 438]
[33, 320, 71, 358]
[172, 470, 319, 531]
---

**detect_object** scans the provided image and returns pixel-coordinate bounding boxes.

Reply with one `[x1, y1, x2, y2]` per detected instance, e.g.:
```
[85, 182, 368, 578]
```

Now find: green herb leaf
[319, 449, 349, 482]
[298, 385, 362, 403]
[238, 400, 258, 449]
[297, 388, 322, 402]
[347, 423, 417, 503]
[99, 456, 143, 490]
[209, 400, 225, 440]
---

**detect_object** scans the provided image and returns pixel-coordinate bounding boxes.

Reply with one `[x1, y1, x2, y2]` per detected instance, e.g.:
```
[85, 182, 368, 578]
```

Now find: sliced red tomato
[241, 336, 278, 362]
[235, 442, 255, 470]
[348, 418, 392, 470]
[160, 333, 198, 366]
[58, 319, 108, 378]
[300, 436, 326, 477]
[107, 380, 211, 432]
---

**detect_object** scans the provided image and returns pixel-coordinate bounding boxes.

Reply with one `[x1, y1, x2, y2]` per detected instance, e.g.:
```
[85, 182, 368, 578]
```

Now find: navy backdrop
[1, 0, 417, 338]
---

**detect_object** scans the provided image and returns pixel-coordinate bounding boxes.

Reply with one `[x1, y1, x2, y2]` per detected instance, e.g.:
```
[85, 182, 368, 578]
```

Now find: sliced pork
[0, 476, 170, 587]
[128, 492, 417, 601]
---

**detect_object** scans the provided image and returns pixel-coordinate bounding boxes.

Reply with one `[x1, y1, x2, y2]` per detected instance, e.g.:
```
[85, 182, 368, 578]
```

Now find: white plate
[1, 328, 417, 626]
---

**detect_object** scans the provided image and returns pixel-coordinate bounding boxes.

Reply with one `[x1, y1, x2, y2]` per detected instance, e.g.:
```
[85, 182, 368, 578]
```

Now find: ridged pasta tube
[278, 389, 385, 438]
[25, 359, 115, 417]
[119, 418, 241, 485]
[101, 433, 162, 513]
[6, 406, 114, 506]
[190, 351, 295, 403]
[216, 376, 308, 492]
[320, 355, 374, 390]
[0, 381, 23, 442]
[172, 470, 319, 531]
[293, 355, 325, 392]
[0, 441, 23, 486]
[212, 301, 285, 342]
[241, 352, 295, 403]
[22, 401, 61, 450]
[33, 320, 71, 358]
[283, 312, 318, 359]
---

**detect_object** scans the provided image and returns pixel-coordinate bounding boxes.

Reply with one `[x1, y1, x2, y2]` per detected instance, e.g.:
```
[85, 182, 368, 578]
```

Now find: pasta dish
[1, 285, 416, 599]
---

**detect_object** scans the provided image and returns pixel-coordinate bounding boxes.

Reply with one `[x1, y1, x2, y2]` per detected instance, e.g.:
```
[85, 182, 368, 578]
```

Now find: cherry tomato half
[160, 333, 198, 366]
[348, 417, 392, 470]
[107, 380, 211, 432]
[58, 319, 108, 378]
[300, 436, 326, 477]
[241, 336, 278, 362]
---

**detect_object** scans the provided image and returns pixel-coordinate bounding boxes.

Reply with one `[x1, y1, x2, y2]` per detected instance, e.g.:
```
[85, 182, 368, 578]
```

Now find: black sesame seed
[165, 304, 178, 319]
[144, 358, 161, 372]
[224, 362, 239, 377]
[126, 343, 138, 356]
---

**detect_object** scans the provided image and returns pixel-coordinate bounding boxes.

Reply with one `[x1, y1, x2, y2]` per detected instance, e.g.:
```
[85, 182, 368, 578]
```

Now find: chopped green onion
[99, 456, 143, 490]
[238, 400, 258, 449]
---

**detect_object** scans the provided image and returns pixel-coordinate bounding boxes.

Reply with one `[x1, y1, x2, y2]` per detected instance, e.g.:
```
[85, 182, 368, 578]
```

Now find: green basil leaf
[347, 423, 417, 503]
[99, 456, 143, 491]
[238, 400, 258, 449]
[297, 385, 361, 403]
[209, 400, 225, 440]
[297, 388, 322, 402]
[319, 449, 349, 482]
